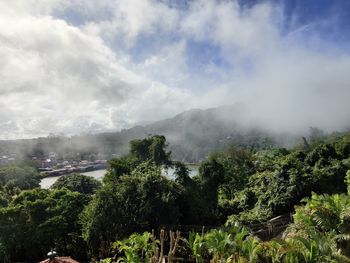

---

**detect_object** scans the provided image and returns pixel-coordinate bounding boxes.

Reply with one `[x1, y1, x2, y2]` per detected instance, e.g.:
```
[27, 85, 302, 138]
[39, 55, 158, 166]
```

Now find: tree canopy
[0, 188, 89, 261]
[0, 165, 40, 190]
[51, 173, 102, 195]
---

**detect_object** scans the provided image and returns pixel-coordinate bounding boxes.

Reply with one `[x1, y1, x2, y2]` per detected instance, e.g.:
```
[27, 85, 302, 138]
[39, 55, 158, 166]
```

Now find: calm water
[40, 164, 199, 189]
[40, 169, 107, 189]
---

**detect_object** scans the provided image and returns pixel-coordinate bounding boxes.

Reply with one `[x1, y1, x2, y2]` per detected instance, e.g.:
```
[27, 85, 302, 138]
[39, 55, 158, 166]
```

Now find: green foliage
[218, 147, 255, 199]
[254, 148, 290, 172]
[80, 184, 124, 258]
[261, 231, 349, 263]
[0, 189, 9, 207]
[280, 191, 350, 262]
[81, 162, 183, 258]
[308, 127, 326, 146]
[205, 229, 235, 261]
[192, 134, 350, 224]
[51, 173, 102, 194]
[105, 155, 137, 184]
[185, 232, 206, 262]
[198, 155, 225, 221]
[0, 165, 40, 190]
[113, 232, 154, 263]
[229, 138, 350, 223]
[288, 192, 350, 256]
[335, 134, 350, 157]
[104, 135, 172, 185]
[104, 225, 260, 263]
[0, 188, 89, 262]
[173, 162, 205, 225]
[346, 170, 350, 194]
[129, 135, 171, 165]
[204, 226, 258, 262]
[2, 133, 350, 261]
[173, 161, 191, 185]
[177, 225, 261, 263]
[184, 224, 350, 263]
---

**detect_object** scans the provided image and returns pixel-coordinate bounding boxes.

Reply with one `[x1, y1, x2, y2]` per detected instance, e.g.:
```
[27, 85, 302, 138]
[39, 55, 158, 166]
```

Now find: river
[40, 169, 107, 189]
[40, 164, 199, 189]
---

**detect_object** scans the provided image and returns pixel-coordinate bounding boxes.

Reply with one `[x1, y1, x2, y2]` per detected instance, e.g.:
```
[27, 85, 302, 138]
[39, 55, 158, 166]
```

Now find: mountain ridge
[0, 105, 293, 162]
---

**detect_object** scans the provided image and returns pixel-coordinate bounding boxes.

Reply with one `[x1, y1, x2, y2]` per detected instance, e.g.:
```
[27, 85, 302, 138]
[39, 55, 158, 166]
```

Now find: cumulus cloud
[0, 0, 349, 139]
[181, 0, 280, 55]
[0, 1, 191, 139]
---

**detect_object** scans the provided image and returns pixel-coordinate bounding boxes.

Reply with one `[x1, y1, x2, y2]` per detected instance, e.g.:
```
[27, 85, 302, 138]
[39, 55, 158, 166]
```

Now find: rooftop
[39, 257, 79, 263]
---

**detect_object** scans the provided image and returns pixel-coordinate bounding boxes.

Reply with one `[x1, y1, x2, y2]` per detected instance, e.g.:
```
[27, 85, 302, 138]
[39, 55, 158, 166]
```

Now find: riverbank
[39, 160, 108, 178]
[40, 168, 108, 189]
[40, 164, 199, 189]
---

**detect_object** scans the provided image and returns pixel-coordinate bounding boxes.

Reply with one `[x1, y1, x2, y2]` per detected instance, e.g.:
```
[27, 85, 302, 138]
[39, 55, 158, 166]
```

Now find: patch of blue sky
[159, 0, 191, 10]
[123, 33, 181, 63]
[185, 40, 231, 75]
[281, 0, 350, 48]
[53, 9, 87, 26]
[282, 0, 335, 26]
[53, 5, 114, 27]
[238, 0, 277, 8]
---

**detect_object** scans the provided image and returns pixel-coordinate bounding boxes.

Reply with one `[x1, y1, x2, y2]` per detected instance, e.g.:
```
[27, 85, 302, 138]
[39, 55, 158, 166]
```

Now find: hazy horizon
[1, 0, 350, 140]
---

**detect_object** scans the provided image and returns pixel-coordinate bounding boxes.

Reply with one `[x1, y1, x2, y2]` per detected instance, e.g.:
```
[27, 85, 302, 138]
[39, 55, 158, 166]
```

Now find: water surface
[40, 164, 199, 189]
[40, 169, 107, 189]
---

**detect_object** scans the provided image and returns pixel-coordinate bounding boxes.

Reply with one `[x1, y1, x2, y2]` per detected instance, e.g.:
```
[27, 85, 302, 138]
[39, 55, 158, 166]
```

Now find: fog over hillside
[0, 104, 327, 163]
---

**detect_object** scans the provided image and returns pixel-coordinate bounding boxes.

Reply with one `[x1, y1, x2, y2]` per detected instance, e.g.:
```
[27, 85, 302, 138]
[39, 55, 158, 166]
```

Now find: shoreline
[40, 165, 108, 178]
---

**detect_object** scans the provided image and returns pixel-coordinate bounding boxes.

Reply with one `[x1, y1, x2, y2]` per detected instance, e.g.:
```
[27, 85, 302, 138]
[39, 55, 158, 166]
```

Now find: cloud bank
[0, 0, 349, 139]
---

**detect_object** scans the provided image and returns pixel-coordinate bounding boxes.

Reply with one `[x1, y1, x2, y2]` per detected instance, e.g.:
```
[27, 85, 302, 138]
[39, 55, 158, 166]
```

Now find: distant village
[0, 154, 16, 165]
[0, 152, 108, 177]
[35, 152, 108, 177]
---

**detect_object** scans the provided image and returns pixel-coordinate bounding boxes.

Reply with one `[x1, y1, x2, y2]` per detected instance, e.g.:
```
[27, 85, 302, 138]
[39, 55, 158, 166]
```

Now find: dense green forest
[0, 132, 350, 262]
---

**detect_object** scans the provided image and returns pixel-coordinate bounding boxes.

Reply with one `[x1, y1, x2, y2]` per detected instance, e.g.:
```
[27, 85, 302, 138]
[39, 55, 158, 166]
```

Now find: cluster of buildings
[0, 151, 109, 177]
[33, 152, 108, 177]
[0, 154, 16, 165]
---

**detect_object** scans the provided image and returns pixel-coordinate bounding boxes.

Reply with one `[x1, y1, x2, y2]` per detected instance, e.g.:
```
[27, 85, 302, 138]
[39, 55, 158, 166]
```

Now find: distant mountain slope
[0, 105, 291, 163]
[137, 105, 275, 162]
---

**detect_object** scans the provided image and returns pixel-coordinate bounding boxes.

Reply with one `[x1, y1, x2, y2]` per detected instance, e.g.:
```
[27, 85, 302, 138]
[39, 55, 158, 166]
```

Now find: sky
[0, 0, 350, 139]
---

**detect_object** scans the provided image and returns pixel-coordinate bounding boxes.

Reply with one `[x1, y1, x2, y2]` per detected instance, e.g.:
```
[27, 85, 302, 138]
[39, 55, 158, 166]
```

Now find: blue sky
[282, 0, 350, 44]
[101, 0, 350, 90]
[57, 0, 350, 72]
[0, 0, 349, 138]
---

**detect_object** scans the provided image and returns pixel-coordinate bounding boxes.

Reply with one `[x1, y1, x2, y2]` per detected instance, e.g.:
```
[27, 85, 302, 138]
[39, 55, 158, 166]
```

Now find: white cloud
[181, 0, 280, 57]
[132, 40, 189, 87]
[75, 0, 179, 45]
[0, 2, 191, 139]
[243, 50, 350, 133]
[0, 0, 349, 139]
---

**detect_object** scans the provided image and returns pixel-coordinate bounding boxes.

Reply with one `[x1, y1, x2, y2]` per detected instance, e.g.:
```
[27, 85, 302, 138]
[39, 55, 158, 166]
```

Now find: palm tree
[288, 192, 350, 257]
[113, 232, 153, 263]
[184, 232, 206, 263]
[203, 225, 260, 263]
[281, 230, 350, 263]
[255, 240, 282, 263]
[226, 226, 260, 263]
[205, 229, 234, 262]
